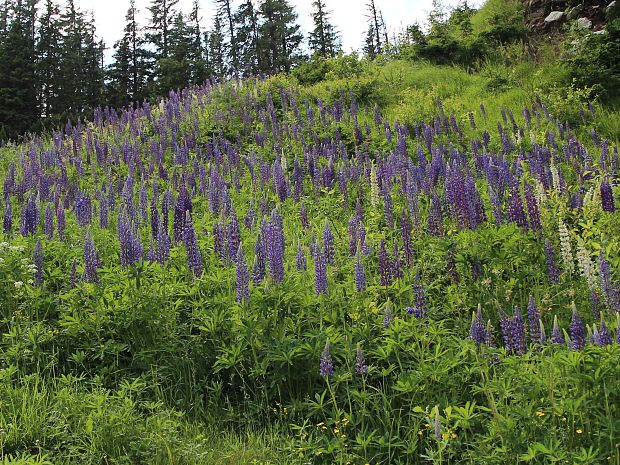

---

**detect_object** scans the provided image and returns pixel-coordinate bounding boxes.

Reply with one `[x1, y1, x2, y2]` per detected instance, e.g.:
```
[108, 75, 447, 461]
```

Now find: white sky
[76, 0, 483, 59]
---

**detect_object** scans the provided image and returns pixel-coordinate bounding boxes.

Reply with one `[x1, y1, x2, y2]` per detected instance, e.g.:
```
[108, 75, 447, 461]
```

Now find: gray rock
[593, 29, 607, 35]
[576, 17, 593, 29]
[567, 4, 584, 20]
[545, 11, 565, 23]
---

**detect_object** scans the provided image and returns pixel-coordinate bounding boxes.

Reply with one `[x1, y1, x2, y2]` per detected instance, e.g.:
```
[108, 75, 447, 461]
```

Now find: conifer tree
[158, 11, 193, 92]
[214, 0, 237, 76]
[37, 0, 62, 119]
[188, 0, 207, 84]
[234, 0, 258, 77]
[146, 0, 179, 59]
[256, 0, 303, 74]
[0, 0, 39, 139]
[308, 0, 340, 58]
[207, 12, 226, 79]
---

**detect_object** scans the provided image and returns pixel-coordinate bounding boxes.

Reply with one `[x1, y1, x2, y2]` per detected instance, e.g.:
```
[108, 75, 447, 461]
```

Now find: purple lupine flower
[527, 295, 542, 345]
[296, 244, 307, 271]
[354, 250, 366, 292]
[75, 192, 92, 227]
[83, 232, 100, 284]
[392, 242, 403, 280]
[236, 245, 249, 302]
[469, 307, 486, 344]
[322, 219, 334, 265]
[314, 245, 328, 296]
[598, 250, 620, 311]
[3, 199, 12, 233]
[244, 203, 256, 230]
[570, 306, 586, 350]
[33, 238, 44, 286]
[592, 321, 613, 346]
[253, 230, 266, 284]
[55, 203, 65, 240]
[414, 273, 429, 318]
[544, 240, 560, 283]
[383, 304, 394, 329]
[228, 210, 241, 262]
[354, 346, 368, 375]
[512, 307, 527, 355]
[150, 198, 159, 238]
[156, 217, 171, 265]
[524, 182, 542, 233]
[348, 215, 358, 256]
[266, 209, 285, 283]
[406, 306, 422, 318]
[507, 184, 528, 230]
[319, 341, 334, 377]
[213, 221, 226, 262]
[600, 177, 615, 212]
[44, 205, 54, 239]
[434, 410, 441, 440]
[379, 240, 392, 287]
[400, 210, 413, 266]
[590, 290, 601, 321]
[146, 239, 157, 263]
[616, 319, 620, 344]
[139, 185, 148, 225]
[499, 309, 513, 352]
[551, 315, 564, 344]
[428, 194, 443, 236]
[183, 212, 203, 278]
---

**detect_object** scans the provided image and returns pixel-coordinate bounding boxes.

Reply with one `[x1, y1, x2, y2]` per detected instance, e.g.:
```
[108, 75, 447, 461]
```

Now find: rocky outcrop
[525, 0, 614, 31]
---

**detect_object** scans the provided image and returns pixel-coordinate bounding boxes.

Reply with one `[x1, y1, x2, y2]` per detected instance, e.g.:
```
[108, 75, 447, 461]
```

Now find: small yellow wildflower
[536, 411, 545, 417]
[576, 428, 583, 434]
[417, 430, 424, 437]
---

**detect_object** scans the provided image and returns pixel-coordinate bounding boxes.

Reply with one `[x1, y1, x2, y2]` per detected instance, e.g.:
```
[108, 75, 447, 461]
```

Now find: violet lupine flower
[319, 341, 334, 377]
[118, 212, 142, 268]
[228, 211, 241, 262]
[213, 221, 226, 262]
[600, 177, 615, 212]
[156, 217, 171, 265]
[355, 346, 368, 375]
[469, 308, 486, 344]
[598, 250, 620, 311]
[44, 205, 54, 239]
[296, 244, 307, 271]
[33, 238, 44, 286]
[3, 199, 12, 233]
[146, 239, 157, 263]
[616, 320, 620, 344]
[524, 182, 542, 233]
[75, 192, 92, 227]
[236, 245, 249, 303]
[392, 242, 403, 280]
[351, 247, 365, 291]
[322, 219, 334, 265]
[414, 273, 428, 318]
[150, 198, 159, 238]
[428, 194, 443, 236]
[266, 210, 285, 283]
[183, 212, 203, 278]
[407, 306, 422, 318]
[383, 304, 394, 329]
[499, 309, 513, 352]
[400, 210, 413, 266]
[434, 410, 441, 440]
[527, 295, 542, 345]
[314, 246, 328, 296]
[592, 321, 613, 346]
[506, 184, 528, 230]
[512, 307, 527, 355]
[379, 240, 392, 287]
[253, 231, 266, 284]
[244, 203, 256, 230]
[570, 306, 586, 350]
[551, 315, 564, 344]
[590, 291, 601, 321]
[83, 232, 100, 284]
[544, 240, 560, 283]
[348, 215, 358, 256]
[55, 202, 65, 239]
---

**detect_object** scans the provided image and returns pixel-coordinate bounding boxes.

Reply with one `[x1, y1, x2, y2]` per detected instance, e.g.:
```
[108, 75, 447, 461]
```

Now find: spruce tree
[158, 11, 193, 92]
[146, 0, 179, 59]
[207, 12, 226, 79]
[188, 0, 207, 84]
[256, 0, 303, 74]
[308, 0, 340, 58]
[37, 0, 62, 120]
[214, 0, 237, 76]
[234, 0, 258, 77]
[0, 0, 39, 139]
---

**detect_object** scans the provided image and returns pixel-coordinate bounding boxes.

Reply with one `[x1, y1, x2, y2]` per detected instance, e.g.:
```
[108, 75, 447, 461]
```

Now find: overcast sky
[77, 0, 482, 59]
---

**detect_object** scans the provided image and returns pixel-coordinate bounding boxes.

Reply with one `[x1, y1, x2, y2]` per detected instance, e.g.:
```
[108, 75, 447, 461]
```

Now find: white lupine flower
[534, 180, 547, 206]
[575, 237, 598, 291]
[558, 219, 574, 274]
[10, 246, 25, 252]
[583, 185, 599, 209]
[14, 281, 23, 289]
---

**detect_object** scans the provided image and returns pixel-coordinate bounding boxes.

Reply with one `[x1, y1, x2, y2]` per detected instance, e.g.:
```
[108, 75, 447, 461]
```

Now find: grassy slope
[0, 31, 619, 464]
